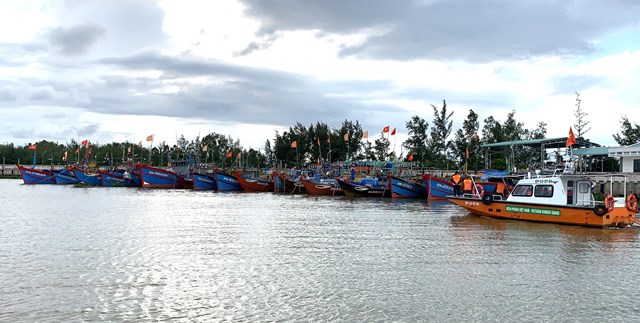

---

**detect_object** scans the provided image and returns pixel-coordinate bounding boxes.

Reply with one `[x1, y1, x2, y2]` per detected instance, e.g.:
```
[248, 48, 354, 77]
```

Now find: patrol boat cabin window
[512, 185, 533, 197]
[534, 185, 554, 198]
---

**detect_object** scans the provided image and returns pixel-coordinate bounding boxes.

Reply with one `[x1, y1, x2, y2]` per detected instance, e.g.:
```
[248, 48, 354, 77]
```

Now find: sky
[1, 0, 639, 152]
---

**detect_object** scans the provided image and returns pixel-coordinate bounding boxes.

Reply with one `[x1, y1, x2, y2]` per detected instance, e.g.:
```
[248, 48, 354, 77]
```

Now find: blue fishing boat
[17, 165, 56, 184]
[192, 172, 217, 190]
[214, 170, 242, 192]
[53, 168, 80, 184]
[71, 166, 101, 186]
[136, 164, 182, 188]
[423, 174, 454, 199]
[388, 175, 428, 199]
[99, 171, 128, 187]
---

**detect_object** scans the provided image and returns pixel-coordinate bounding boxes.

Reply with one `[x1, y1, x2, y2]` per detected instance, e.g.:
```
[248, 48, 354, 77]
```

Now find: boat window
[512, 185, 533, 197]
[578, 183, 591, 194]
[534, 185, 554, 198]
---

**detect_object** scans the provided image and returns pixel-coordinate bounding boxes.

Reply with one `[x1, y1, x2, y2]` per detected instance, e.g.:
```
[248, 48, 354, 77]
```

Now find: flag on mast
[382, 126, 389, 133]
[391, 128, 396, 135]
[291, 141, 297, 148]
[146, 135, 154, 141]
[566, 127, 576, 147]
[363, 131, 368, 139]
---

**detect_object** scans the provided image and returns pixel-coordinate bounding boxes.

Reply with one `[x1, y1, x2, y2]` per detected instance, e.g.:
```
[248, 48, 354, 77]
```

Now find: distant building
[608, 142, 640, 173]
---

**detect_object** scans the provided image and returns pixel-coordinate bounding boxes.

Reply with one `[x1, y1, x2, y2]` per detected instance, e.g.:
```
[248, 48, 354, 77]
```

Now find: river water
[1, 179, 640, 322]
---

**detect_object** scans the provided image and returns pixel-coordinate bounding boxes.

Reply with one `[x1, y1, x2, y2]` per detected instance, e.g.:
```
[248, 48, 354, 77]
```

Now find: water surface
[1, 179, 639, 322]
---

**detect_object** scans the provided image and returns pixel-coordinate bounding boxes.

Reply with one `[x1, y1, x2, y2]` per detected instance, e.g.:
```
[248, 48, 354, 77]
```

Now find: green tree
[613, 116, 640, 145]
[403, 115, 429, 164]
[573, 92, 591, 140]
[429, 100, 454, 167]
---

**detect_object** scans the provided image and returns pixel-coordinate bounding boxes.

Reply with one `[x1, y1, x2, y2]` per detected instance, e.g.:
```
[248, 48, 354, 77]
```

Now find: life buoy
[593, 205, 607, 216]
[604, 194, 615, 213]
[482, 193, 493, 205]
[626, 193, 638, 212]
[474, 184, 484, 198]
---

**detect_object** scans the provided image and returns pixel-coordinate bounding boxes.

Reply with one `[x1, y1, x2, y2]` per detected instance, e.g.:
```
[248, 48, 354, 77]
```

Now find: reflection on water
[1, 179, 640, 322]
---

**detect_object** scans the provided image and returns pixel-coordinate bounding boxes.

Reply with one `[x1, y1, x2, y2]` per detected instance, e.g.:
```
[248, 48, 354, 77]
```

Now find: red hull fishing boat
[234, 170, 273, 192]
[300, 177, 344, 196]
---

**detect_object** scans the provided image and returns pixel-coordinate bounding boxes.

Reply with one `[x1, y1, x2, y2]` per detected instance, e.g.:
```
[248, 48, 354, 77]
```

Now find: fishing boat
[234, 170, 273, 192]
[213, 169, 242, 192]
[447, 170, 639, 228]
[17, 165, 56, 184]
[272, 170, 305, 194]
[192, 172, 217, 190]
[136, 164, 183, 188]
[136, 160, 194, 189]
[99, 171, 129, 187]
[337, 177, 390, 198]
[71, 166, 101, 186]
[388, 174, 428, 199]
[53, 168, 80, 184]
[300, 177, 344, 196]
[423, 174, 454, 199]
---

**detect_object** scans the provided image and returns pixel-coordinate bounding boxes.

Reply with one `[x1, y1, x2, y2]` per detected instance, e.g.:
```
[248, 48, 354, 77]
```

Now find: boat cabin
[506, 176, 596, 207]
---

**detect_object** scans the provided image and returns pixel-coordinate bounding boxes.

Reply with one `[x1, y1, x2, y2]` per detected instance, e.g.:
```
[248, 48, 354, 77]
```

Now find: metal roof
[572, 147, 610, 156]
[480, 137, 600, 149]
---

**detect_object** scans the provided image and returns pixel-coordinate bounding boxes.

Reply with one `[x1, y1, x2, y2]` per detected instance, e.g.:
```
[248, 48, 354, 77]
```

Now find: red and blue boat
[273, 170, 305, 194]
[388, 174, 428, 199]
[192, 172, 217, 190]
[71, 166, 101, 186]
[214, 169, 242, 192]
[17, 165, 56, 184]
[53, 168, 80, 184]
[423, 174, 454, 200]
[136, 164, 183, 188]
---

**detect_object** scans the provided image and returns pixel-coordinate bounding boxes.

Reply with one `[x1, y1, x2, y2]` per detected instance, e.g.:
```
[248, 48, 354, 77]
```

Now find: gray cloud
[238, 0, 640, 62]
[48, 23, 106, 55]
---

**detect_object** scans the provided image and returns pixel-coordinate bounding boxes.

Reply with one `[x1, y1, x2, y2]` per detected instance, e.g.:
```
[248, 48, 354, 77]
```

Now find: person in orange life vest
[495, 181, 506, 197]
[451, 171, 462, 196]
[462, 177, 472, 195]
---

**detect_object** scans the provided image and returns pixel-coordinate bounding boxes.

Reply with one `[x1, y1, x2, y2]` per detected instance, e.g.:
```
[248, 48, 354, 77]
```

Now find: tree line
[2, 99, 639, 172]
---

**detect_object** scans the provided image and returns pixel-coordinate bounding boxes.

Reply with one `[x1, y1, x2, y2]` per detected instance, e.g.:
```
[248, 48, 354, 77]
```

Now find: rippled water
[1, 179, 640, 322]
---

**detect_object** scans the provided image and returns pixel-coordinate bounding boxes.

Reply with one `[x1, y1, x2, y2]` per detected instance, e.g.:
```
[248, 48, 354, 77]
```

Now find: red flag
[81, 139, 88, 146]
[343, 133, 349, 141]
[363, 131, 368, 139]
[327, 135, 331, 145]
[383, 126, 389, 133]
[28, 144, 37, 150]
[391, 128, 396, 135]
[75, 148, 79, 154]
[146, 135, 154, 142]
[566, 127, 576, 147]
[317, 137, 320, 146]
[291, 141, 297, 148]
[466, 148, 469, 159]
[226, 151, 233, 158]
[408, 153, 414, 161]
[63, 151, 68, 160]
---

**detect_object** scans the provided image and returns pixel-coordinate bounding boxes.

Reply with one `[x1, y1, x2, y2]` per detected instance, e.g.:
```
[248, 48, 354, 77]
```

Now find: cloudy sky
[1, 0, 639, 151]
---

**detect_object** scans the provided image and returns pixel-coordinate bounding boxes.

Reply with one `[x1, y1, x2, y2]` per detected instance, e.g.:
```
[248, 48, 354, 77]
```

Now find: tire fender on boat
[593, 204, 607, 216]
[481, 193, 493, 205]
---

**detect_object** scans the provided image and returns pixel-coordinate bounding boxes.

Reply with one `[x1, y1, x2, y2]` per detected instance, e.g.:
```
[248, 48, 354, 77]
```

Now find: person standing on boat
[494, 181, 506, 198]
[462, 177, 472, 195]
[451, 171, 462, 196]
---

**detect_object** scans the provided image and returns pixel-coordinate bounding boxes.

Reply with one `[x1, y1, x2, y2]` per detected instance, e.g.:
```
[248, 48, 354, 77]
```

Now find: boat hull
[192, 173, 217, 190]
[54, 169, 80, 184]
[136, 165, 182, 189]
[447, 196, 637, 228]
[388, 175, 427, 199]
[424, 174, 454, 199]
[17, 165, 56, 184]
[234, 171, 273, 192]
[99, 171, 128, 187]
[273, 171, 305, 194]
[214, 171, 242, 192]
[71, 167, 101, 186]
[337, 178, 390, 198]
[300, 178, 344, 196]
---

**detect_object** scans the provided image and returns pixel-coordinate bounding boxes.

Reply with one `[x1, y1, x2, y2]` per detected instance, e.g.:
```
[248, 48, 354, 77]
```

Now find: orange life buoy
[474, 184, 484, 198]
[605, 194, 615, 213]
[626, 193, 638, 212]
